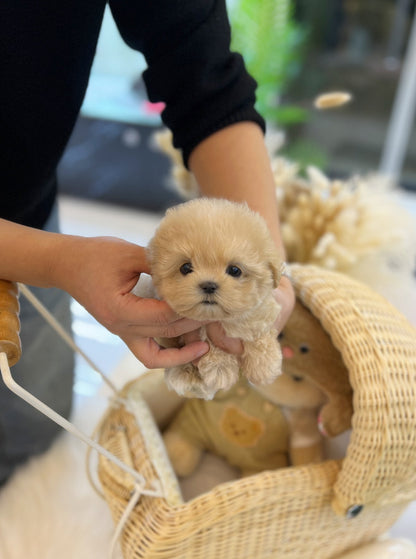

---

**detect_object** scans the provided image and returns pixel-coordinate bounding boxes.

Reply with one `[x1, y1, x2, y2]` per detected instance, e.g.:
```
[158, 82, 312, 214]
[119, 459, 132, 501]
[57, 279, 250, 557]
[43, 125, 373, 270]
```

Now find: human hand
[52, 236, 209, 368]
[273, 274, 296, 333]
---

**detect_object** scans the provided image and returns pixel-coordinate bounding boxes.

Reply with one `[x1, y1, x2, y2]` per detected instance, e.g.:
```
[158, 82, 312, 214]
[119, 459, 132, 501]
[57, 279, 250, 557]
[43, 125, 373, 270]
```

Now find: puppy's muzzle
[199, 281, 218, 294]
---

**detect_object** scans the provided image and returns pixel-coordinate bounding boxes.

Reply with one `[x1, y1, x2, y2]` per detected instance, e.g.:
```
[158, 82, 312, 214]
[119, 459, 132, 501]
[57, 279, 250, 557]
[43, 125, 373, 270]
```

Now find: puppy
[145, 198, 283, 399]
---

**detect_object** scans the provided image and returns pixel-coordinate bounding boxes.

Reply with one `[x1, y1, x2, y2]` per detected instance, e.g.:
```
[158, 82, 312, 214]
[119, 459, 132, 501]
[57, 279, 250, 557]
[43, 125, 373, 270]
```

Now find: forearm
[0, 218, 70, 287]
[0, 218, 146, 302]
[188, 122, 285, 257]
[0, 219, 103, 298]
[0, 218, 211, 368]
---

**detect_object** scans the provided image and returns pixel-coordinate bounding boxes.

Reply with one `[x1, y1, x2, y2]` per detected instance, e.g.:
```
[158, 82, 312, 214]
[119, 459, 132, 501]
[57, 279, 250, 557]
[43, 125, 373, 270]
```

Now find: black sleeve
[109, 0, 265, 166]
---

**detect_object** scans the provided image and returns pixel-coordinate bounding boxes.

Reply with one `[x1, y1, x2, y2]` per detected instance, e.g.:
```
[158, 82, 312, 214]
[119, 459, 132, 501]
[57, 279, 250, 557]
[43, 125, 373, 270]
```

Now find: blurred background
[58, 0, 416, 212]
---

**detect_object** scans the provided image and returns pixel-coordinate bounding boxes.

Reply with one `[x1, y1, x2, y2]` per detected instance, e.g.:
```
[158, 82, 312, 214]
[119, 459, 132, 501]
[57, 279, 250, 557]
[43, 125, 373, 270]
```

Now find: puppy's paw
[244, 363, 281, 385]
[164, 364, 215, 399]
[242, 337, 282, 385]
[198, 351, 240, 393]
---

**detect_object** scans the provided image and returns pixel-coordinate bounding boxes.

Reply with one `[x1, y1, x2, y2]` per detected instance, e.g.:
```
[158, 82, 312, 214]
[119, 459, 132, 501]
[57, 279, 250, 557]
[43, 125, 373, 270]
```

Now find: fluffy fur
[156, 131, 416, 324]
[154, 130, 199, 199]
[272, 159, 416, 272]
[146, 198, 283, 399]
[0, 390, 123, 559]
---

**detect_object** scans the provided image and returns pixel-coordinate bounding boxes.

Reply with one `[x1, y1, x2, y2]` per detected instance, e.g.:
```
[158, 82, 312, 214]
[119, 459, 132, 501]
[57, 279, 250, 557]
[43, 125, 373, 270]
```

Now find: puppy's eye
[299, 344, 309, 354]
[277, 332, 284, 341]
[226, 265, 242, 278]
[291, 375, 304, 382]
[180, 262, 193, 275]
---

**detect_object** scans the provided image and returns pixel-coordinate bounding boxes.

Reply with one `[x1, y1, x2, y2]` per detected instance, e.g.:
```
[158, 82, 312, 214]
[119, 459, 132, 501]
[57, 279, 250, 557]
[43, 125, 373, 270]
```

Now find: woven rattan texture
[98, 264, 416, 558]
[289, 264, 416, 514]
[98, 405, 407, 559]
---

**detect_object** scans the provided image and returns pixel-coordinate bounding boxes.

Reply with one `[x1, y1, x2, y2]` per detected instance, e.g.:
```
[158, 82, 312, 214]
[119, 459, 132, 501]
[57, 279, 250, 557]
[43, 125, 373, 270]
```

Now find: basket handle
[0, 280, 22, 367]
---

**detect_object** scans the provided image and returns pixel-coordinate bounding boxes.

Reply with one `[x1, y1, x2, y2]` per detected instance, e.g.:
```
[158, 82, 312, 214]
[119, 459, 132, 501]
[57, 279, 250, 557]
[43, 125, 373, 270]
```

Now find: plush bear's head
[254, 300, 353, 437]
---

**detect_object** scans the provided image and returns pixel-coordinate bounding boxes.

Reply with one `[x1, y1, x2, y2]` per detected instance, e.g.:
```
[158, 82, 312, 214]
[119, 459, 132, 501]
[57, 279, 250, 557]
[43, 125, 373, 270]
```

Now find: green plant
[228, 0, 308, 126]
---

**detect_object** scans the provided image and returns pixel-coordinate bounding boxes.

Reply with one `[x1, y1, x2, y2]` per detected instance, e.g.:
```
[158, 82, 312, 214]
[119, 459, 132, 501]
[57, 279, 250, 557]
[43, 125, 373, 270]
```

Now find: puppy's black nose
[199, 281, 218, 294]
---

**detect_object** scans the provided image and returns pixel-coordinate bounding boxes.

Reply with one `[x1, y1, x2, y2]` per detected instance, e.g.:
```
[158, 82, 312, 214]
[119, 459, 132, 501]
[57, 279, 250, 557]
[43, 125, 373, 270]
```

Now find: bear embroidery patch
[220, 405, 265, 447]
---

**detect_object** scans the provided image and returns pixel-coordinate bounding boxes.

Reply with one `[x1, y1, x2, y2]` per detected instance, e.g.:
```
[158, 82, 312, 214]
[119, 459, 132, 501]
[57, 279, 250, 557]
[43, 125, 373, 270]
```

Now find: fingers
[182, 324, 243, 356]
[205, 323, 243, 355]
[125, 336, 209, 369]
[274, 275, 296, 333]
[180, 324, 243, 366]
[107, 293, 204, 339]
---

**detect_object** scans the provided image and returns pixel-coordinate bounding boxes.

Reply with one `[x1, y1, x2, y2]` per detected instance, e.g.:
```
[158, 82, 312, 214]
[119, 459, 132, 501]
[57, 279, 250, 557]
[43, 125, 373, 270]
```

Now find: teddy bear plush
[163, 298, 353, 478]
[256, 298, 353, 439]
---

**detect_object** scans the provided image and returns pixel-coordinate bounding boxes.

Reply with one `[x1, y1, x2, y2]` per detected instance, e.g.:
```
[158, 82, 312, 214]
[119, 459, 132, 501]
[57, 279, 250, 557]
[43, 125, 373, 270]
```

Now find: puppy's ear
[269, 253, 283, 289]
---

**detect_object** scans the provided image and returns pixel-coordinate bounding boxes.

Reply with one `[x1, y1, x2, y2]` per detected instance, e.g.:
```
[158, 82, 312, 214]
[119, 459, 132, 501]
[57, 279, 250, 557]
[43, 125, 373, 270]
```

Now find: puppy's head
[147, 198, 282, 321]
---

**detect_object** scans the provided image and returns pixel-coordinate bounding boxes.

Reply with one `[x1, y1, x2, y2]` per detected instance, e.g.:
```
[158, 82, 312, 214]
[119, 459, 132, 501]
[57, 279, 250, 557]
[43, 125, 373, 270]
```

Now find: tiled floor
[58, 192, 416, 547]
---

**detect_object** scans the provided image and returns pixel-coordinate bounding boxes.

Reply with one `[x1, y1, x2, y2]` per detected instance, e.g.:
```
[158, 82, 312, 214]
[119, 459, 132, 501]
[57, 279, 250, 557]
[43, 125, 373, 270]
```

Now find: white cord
[108, 477, 164, 559]
[0, 352, 148, 486]
[108, 483, 145, 559]
[18, 283, 118, 394]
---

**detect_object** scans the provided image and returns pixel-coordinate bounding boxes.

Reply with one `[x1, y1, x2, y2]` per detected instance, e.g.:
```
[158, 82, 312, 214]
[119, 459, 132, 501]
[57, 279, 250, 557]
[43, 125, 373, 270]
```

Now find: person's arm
[0, 218, 209, 367]
[189, 122, 282, 248]
[189, 121, 295, 335]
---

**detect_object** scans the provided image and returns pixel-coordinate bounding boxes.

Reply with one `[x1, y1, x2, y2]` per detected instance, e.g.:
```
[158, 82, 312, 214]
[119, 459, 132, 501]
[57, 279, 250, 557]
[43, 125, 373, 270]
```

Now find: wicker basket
[97, 264, 416, 559]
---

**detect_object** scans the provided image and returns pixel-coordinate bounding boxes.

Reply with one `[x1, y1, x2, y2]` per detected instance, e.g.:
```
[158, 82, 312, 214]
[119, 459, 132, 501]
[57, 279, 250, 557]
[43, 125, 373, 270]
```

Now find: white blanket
[0, 358, 138, 559]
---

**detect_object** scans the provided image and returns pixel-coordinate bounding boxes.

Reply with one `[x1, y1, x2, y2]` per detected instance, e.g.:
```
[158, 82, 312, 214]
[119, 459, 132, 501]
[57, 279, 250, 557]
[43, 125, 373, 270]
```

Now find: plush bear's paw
[163, 430, 202, 477]
[318, 397, 353, 437]
[244, 361, 281, 385]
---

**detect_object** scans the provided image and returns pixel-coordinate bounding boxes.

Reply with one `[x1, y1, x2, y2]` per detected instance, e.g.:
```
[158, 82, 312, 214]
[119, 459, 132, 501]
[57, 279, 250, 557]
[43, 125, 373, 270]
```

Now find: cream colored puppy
[146, 198, 283, 399]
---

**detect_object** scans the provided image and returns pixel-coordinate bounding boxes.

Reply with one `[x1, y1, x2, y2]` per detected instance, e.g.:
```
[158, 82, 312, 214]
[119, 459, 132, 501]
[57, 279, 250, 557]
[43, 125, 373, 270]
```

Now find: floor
[56, 192, 416, 548]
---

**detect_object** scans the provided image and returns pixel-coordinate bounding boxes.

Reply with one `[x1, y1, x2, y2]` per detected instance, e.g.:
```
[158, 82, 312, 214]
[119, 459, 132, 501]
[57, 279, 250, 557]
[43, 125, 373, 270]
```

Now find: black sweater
[0, 0, 264, 229]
